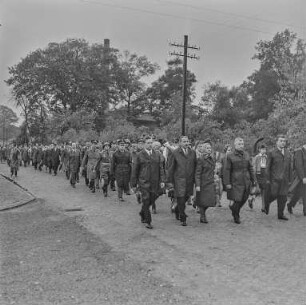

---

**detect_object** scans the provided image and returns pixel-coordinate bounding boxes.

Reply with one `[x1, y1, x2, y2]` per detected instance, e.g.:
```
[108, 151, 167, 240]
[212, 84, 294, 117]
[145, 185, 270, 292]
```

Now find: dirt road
[1, 163, 306, 305]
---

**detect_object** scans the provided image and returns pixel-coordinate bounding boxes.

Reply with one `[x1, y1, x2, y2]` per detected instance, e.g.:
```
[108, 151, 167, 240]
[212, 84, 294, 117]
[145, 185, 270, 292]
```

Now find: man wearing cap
[68, 143, 81, 188]
[167, 136, 197, 226]
[97, 142, 112, 197]
[111, 139, 132, 201]
[80, 141, 101, 193]
[131, 137, 165, 229]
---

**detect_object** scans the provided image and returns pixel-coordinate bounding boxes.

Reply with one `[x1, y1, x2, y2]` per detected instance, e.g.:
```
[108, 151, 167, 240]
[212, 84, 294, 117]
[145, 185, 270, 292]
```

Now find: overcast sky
[0, 0, 305, 120]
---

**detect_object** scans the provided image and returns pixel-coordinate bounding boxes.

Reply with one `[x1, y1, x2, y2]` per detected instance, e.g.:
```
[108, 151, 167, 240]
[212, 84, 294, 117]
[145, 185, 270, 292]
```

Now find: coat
[21, 148, 30, 162]
[10, 148, 20, 170]
[111, 150, 132, 189]
[131, 149, 165, 195]
[195, 155, 216, 208]
[51, 148, 61, 167]
[223, 150, 255, 202]
[167, 147, 197, 198]
[265, 148, 292, 199]
[68, 149, 81, 173]
[82, 149, 101, 180]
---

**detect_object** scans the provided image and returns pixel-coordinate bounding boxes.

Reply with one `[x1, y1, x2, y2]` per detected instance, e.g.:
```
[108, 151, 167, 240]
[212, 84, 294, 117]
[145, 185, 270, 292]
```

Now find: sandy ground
[1, 163, 306, 305]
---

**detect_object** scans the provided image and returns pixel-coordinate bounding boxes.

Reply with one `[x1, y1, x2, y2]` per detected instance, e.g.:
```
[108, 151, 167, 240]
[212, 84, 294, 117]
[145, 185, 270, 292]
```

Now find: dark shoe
[91, 189, 95, 193]
[264, 202, 270, 215]
[139, 212, 145, 223]
[234, 218, 241, 224]
[261, 209, 266, 213]
[181, 221, 187, 226]
[287, 203, 293, 214]
[248, 199, 253, 209]
[278, 216, 289, 221]
[200, 216, 208, 223]
[145, 223, 153, 229]
[175, 210, 180, 220]
[119, 197, 124, 202]
[72, 184, 76, 188]
[104, 191, 108, 197]
[125, 191, 131, 195]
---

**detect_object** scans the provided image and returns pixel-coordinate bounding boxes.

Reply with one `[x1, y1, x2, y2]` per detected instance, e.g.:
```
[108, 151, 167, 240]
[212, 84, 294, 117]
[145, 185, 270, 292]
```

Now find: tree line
[4, 29, 306, 151]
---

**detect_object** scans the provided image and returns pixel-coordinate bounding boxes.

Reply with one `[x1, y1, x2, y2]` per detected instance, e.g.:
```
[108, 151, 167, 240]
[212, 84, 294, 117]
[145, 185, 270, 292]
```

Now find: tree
[247, 29, 306, 120]
[145, 58, 197, 119]
[0, 105, 19, 144]
[114, 50, 159, 117]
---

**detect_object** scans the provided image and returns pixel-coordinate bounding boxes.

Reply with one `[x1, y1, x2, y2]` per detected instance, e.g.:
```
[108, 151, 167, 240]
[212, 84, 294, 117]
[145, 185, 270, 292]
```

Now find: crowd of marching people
[1, 133, 306, 229]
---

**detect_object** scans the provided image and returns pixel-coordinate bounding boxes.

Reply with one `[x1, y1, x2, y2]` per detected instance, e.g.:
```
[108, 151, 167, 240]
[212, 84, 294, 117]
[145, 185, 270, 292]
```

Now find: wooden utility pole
[170, 35, 199, 135]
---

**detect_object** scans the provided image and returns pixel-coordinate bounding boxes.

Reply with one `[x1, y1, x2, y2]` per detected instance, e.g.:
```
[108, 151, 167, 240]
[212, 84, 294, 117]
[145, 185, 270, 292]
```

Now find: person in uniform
[223, 137, 256, 224]
[81, 141, 101, 193]
[51, 143, 61, 176]
[167, 136, 197, 226]
[131, 137, 165, 229]
[68, 143, 81, 188]
[9, 143, 20, 179]
[97, 142, 112, 197]
[111, 139, 132, 201]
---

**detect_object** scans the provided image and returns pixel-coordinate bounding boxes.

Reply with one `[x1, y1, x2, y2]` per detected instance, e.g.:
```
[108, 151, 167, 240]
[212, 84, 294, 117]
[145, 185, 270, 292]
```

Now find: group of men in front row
[1, 134, 306, 229]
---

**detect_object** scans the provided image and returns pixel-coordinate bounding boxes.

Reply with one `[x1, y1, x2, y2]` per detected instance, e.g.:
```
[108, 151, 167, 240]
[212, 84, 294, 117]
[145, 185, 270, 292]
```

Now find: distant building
[130, 114, 158, 129]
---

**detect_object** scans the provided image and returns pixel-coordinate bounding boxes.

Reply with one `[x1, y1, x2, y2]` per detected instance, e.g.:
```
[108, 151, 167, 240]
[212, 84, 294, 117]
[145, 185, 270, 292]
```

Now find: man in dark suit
[131, 137, 165, 229]
[167, 136, 197, 226]
[265, 134, 292, 220]
[287, 144, 306, 216]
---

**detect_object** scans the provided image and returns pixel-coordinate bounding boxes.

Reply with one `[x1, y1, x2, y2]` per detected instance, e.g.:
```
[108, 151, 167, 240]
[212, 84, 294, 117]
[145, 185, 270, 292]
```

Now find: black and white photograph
[0, 0, 306, 304]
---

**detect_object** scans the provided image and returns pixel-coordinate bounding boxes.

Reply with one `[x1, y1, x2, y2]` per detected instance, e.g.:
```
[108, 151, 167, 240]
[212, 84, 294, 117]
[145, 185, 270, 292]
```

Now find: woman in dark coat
[111, 140, 132, 201]
[195, 140, 216, 223]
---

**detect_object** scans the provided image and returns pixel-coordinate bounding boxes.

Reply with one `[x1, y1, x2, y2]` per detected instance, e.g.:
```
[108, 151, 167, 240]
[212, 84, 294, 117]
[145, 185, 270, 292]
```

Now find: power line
[154, 0, 302, 30]
[169, 35, 200, 135]
[79, 0, 274, 35]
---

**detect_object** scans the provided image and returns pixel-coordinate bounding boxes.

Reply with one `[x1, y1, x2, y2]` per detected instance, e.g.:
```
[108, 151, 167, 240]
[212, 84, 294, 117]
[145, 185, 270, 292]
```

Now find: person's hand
[303, 178, 306, 184]
[195, 186, 200, 192]
[160, 182, 165, 188]
[226, 184, 232, 190]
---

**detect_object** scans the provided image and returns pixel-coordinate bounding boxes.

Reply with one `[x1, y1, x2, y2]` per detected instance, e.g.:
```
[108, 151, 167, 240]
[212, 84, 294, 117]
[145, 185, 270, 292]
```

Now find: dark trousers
[175, 195, 189, 222]
[70, 171, 77, 186]
[140, 191, 156, 224]
[288, 183, 306, 214]
[118, 187, 123, 198]
[232, 190, 249, 217]
[110, 177, 116, 190]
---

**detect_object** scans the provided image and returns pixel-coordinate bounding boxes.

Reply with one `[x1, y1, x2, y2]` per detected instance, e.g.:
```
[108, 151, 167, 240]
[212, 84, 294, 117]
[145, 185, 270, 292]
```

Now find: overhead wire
[154, 0, 303, 30]
[79, 0, 275, 35]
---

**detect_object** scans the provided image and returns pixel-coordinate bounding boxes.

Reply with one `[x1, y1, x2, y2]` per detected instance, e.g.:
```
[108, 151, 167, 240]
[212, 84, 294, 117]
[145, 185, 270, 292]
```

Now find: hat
[203, 138, 212, 145]
[137, 138, 144, 144]
[117, 139, 125, 145]
[103, 142, 110, 148]
[91, 140, 98, 145]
